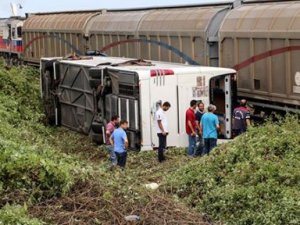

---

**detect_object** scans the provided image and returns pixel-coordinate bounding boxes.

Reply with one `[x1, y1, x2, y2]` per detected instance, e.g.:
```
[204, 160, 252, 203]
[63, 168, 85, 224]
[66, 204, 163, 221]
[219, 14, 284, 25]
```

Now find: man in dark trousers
[200, 104, 220, 155]
[186, 100, 197, 157]
[232, 99, 251, 137]
[105, 115, 119, 166]
[155, 101, 171, 162]
[195, 101, 205, 156]
[110, 120, 129, 169]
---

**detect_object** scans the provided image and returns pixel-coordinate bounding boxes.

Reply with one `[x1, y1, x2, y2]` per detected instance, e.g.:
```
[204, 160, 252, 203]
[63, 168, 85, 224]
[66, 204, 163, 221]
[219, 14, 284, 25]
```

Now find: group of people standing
[185, 100, 220, 158]
[155, 100, 220, 162]
[155, 99, 251, 162]
[105, 99, 251, 168]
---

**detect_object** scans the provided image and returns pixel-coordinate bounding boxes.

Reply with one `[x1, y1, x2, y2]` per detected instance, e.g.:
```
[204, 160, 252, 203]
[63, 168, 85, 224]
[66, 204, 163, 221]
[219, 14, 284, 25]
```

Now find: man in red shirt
[186, 100, 197, 157]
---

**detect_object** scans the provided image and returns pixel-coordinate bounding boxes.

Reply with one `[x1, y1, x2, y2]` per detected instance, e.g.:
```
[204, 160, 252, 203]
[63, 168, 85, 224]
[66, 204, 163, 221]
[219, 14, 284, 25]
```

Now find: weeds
[165, 117, 300, 225]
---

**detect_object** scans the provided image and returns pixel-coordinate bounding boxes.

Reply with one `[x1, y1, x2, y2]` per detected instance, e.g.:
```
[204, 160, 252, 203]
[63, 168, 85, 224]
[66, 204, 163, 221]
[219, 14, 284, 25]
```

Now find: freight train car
[22, 11, 101, 65]
[40, 56, 237, 150]
[88, 3, 231, 67]
[219, 0, 300, 112]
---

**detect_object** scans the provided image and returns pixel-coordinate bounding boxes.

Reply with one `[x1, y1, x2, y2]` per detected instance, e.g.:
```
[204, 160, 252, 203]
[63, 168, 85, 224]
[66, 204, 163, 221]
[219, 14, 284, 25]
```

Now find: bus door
[210, 74, 237, 139]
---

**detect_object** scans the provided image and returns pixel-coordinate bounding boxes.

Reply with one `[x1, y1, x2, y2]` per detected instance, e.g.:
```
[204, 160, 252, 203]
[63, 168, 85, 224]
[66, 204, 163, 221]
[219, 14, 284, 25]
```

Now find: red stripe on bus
[150, 69, 174, 77]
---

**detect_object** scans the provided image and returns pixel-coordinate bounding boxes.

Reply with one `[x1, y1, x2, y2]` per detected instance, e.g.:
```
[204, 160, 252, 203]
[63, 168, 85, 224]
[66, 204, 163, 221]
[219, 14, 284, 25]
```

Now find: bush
[0, 205, 43, 225]
[0, 139, 75, 200]
[0, 65, 82, 202]
[165, 116, 300, 225]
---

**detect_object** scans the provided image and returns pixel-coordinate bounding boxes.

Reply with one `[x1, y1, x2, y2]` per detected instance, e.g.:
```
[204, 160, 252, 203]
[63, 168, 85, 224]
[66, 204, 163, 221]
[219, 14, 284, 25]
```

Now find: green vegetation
[0, 62, 91, 223]
[165, 117, 300, 225]
[0, 62, 85, 202]
[0, 205, 43, 225]
[0, 60, 299, 224]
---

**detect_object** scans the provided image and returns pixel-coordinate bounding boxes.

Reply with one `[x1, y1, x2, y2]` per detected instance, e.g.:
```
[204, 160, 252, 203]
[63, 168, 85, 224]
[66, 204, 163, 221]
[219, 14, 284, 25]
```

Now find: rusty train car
[21, 0, 300, 113]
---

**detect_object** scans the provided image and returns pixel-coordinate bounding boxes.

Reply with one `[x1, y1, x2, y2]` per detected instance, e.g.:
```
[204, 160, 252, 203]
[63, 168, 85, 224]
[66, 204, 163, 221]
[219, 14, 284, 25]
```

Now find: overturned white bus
[40, 56, 237, 150]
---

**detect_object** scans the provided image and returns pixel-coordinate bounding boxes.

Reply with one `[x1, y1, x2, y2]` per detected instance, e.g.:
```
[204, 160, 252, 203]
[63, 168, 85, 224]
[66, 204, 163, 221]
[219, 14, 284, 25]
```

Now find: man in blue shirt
[110, 120, 129, 168]
[200, 104, 220, 155]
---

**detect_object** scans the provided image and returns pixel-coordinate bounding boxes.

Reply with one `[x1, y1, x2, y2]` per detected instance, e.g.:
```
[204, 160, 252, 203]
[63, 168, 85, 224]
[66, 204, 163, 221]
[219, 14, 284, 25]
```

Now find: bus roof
[42, 56, 236, 79]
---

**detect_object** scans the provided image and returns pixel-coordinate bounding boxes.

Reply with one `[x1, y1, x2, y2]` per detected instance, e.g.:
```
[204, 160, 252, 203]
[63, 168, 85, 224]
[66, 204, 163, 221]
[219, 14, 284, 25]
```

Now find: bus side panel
[139, 79, 152, 151]
[149, 74, 178, 149]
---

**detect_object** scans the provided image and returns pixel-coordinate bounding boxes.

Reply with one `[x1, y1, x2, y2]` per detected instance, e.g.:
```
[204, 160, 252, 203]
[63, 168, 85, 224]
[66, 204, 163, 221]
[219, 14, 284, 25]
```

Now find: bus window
[210, 77, 225, 115]
[17, 26, 22, 38]
[12, 28, 15, 39]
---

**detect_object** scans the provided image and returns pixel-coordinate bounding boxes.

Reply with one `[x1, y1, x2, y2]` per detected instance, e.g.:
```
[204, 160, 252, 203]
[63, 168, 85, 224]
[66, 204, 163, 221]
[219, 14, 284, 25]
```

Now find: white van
[40, 56, 237, 150]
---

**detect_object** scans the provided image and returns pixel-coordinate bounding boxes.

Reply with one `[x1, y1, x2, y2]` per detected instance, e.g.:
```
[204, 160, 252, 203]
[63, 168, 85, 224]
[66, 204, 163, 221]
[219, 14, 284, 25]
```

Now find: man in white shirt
[155, 101, 171, 162]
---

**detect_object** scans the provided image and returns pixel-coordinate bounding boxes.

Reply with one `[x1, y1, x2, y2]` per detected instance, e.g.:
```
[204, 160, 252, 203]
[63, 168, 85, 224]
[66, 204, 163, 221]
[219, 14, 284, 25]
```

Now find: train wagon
[22, 11, 101, 65]
[88, 3, 231, 67]
[40, 56, 237, 150]
[219, 0, 300, 112]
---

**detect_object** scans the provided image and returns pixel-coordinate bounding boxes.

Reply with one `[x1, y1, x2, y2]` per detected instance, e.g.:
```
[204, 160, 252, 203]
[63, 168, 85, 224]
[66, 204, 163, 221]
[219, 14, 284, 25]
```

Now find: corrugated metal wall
[219, 1, 300, 106]
[23, 13, 99, 63]
[88, 6, 229, 65]
[88, 11, 147, 58]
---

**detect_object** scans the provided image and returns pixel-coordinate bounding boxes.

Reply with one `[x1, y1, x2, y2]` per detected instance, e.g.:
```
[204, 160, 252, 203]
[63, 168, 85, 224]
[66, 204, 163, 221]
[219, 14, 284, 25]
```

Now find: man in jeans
[105, 115, 119, 166]
[200, 104, 220, 155]
[110, 120, 129, 169]
[195, 102, 205, 156]
[186, 100, 197, 157]
[155, 101, 171, 163]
